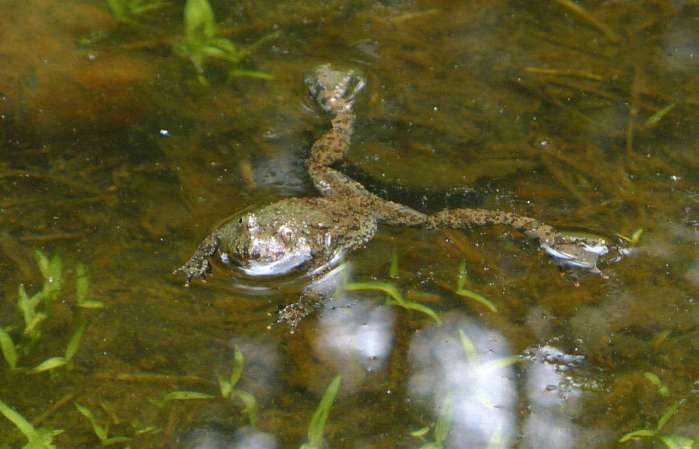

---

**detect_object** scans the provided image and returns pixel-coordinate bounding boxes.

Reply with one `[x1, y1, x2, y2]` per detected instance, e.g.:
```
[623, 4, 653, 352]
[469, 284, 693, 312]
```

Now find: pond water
[0, 1, 697, 448]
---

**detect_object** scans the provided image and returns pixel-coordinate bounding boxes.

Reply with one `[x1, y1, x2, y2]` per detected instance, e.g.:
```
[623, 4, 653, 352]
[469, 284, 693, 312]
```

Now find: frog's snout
[305, 63, 366, 114]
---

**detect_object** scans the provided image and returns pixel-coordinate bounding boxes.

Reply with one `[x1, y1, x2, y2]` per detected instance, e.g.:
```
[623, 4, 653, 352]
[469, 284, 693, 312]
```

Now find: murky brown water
[1, 1, 698, 448]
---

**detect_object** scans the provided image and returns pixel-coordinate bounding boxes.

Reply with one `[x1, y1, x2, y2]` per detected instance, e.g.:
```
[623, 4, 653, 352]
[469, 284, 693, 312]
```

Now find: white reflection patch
[408, 316, 517, 449]
[521, 346, 583, 449]
[315, 291, 395, 376]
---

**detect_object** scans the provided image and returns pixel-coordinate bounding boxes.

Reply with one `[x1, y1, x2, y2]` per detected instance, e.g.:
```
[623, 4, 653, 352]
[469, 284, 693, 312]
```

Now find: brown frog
[176, 64, 610, 326]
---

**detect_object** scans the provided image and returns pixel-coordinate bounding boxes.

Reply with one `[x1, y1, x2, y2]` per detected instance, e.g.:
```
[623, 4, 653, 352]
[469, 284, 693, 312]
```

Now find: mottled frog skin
[176, 64, 610, 327]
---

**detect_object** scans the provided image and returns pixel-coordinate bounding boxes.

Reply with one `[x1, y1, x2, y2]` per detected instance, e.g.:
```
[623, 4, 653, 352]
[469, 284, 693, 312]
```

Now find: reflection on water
[0, 0, 698, 448]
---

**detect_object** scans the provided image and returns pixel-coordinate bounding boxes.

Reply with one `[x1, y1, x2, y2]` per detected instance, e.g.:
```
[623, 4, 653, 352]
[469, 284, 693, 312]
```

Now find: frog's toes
[174, 257, 211, 286]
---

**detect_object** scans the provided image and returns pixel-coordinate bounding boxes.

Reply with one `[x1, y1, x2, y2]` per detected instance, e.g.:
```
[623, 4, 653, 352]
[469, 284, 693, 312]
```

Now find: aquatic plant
[344, 281, 441, 323]
[106, 0, 169, 25]
[151, 391, 215, 408]
[30, 320, 87, 374]
[75, 264, 105, 309]
[299, 375, 342, 449]
[619, 374, 698, 449]
[454, 260, 497, 313]
[0, 251, 92, 374]
[0, 399, 63, 449]
[218, 345, 258, 427]
[75, 403, 130, 446]
[173, 0, 276, 85]
[410, 395, 452, 449]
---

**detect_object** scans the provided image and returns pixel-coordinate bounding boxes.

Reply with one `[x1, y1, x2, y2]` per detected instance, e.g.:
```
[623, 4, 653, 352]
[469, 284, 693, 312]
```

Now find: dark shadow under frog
[176, 64, 612, 327]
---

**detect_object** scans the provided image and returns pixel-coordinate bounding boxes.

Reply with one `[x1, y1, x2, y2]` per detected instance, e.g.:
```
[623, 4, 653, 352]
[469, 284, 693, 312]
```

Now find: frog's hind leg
[428, 208, 556, 245]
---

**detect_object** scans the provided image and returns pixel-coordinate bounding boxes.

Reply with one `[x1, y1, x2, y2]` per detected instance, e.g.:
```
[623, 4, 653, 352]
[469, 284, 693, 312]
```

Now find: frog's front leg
[174, 233, 220, 286]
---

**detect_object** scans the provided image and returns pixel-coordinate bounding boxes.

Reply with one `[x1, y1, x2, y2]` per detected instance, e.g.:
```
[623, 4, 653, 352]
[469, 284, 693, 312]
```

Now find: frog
[175, 63, 612, 327]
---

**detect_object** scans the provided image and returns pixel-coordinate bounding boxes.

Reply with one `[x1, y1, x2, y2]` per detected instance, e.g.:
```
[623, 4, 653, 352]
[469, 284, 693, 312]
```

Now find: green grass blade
[658, 435, 688, 449]
[455, 288, 497, 313]
[389, 250, 399, 278]
[656, 400, 684, 432]
[228, 70, 274, 80]
[230, 345, 244, 389]
[307, 375, 342, 448]
[410, 426, 430, 438]
[401, 301, 441, 324]
[35, 250, 50, 281]
[65, 321, 88, 362]
[76, 264, 88, 304]
[78, 300, 105, 309]
[0, 327, 18, 370]
[75, 403, 108, 441]
[24, 312, 47, 338]
[344, 281, 405, 304]
[456, 259, 468, 291]
[184, 0, 216, 39]
[0, 399, 38, 440]
[162, 391, 215, 403]
[218, 377, 232, 399]
[31, 357, 67, 374]
[434, 395, 452, 444]
[233, 390, 258, 427]
[644, 103, 675, 127]
[619, 429, 655, 442]
[102, 436, 131, 446]
[458, 329, 477, 362]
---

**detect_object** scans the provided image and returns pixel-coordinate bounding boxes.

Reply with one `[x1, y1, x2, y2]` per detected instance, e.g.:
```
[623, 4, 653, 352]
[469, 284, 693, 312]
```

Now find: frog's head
[305, 63, 366, 115]
[541, 232, 611, 275]
[216, 212, 313, 277]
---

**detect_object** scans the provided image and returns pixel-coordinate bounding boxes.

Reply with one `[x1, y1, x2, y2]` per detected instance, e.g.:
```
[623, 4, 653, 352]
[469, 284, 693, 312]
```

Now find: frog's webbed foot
[173, 234, 220, 286]
[276, 289, 324, 332]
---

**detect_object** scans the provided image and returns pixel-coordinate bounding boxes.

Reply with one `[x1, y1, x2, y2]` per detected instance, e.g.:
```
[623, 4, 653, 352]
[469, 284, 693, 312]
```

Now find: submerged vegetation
[1, 0, 698, 447]
[0, 252, 90, 375]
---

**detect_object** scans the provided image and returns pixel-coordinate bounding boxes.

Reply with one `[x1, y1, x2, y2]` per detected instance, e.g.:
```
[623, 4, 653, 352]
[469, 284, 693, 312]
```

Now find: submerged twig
[95, 372, 210, 386]
[524, 67, 604, 81]
[31, 393, 76, 427]
[552, 0, 621, 43]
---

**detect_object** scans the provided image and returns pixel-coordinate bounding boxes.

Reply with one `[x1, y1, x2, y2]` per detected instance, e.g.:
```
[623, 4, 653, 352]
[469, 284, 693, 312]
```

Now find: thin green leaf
[78, 300, 105, 309]
[0, 327, 18, 370]
[434, 395, 452, 444]
[218, 377, 232, 399]
[230, 345, 245, 389]
[456, 260, 468, 291]
[619, 429, 655, 442]
[458, 329, 477, 362]
[400, 300, 441, 324]
[307, 375, 342, 448]
[184, 0, 216, 40]
[228, 69, 274, 80]
[657, 400, 684, 432]
[24, 312, 47, 338]
[389, 250, 399, 279]
[106, 0, 127, 19]
[233, 390, 258, 427]
[75, 403, 108, 441]
[162, 391, 215, 403]
[410, 426, 430, 438]
[455, 288, 497, 313]
[0, 399, 38, 440]
[344, 281, 405, 304]
[644, 103, 676, 127]
[65, 321, 87, 362]
[30, 357, 67, 374]
[102, 436, 131, 446]
[658, 435, 692, 449]
[35, 250, 50, 280]
[76, 264, 88, 304]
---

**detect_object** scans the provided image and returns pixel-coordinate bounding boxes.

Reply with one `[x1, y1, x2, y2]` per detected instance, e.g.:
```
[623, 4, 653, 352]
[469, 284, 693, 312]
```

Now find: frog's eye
[239, 217, 243, 224]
